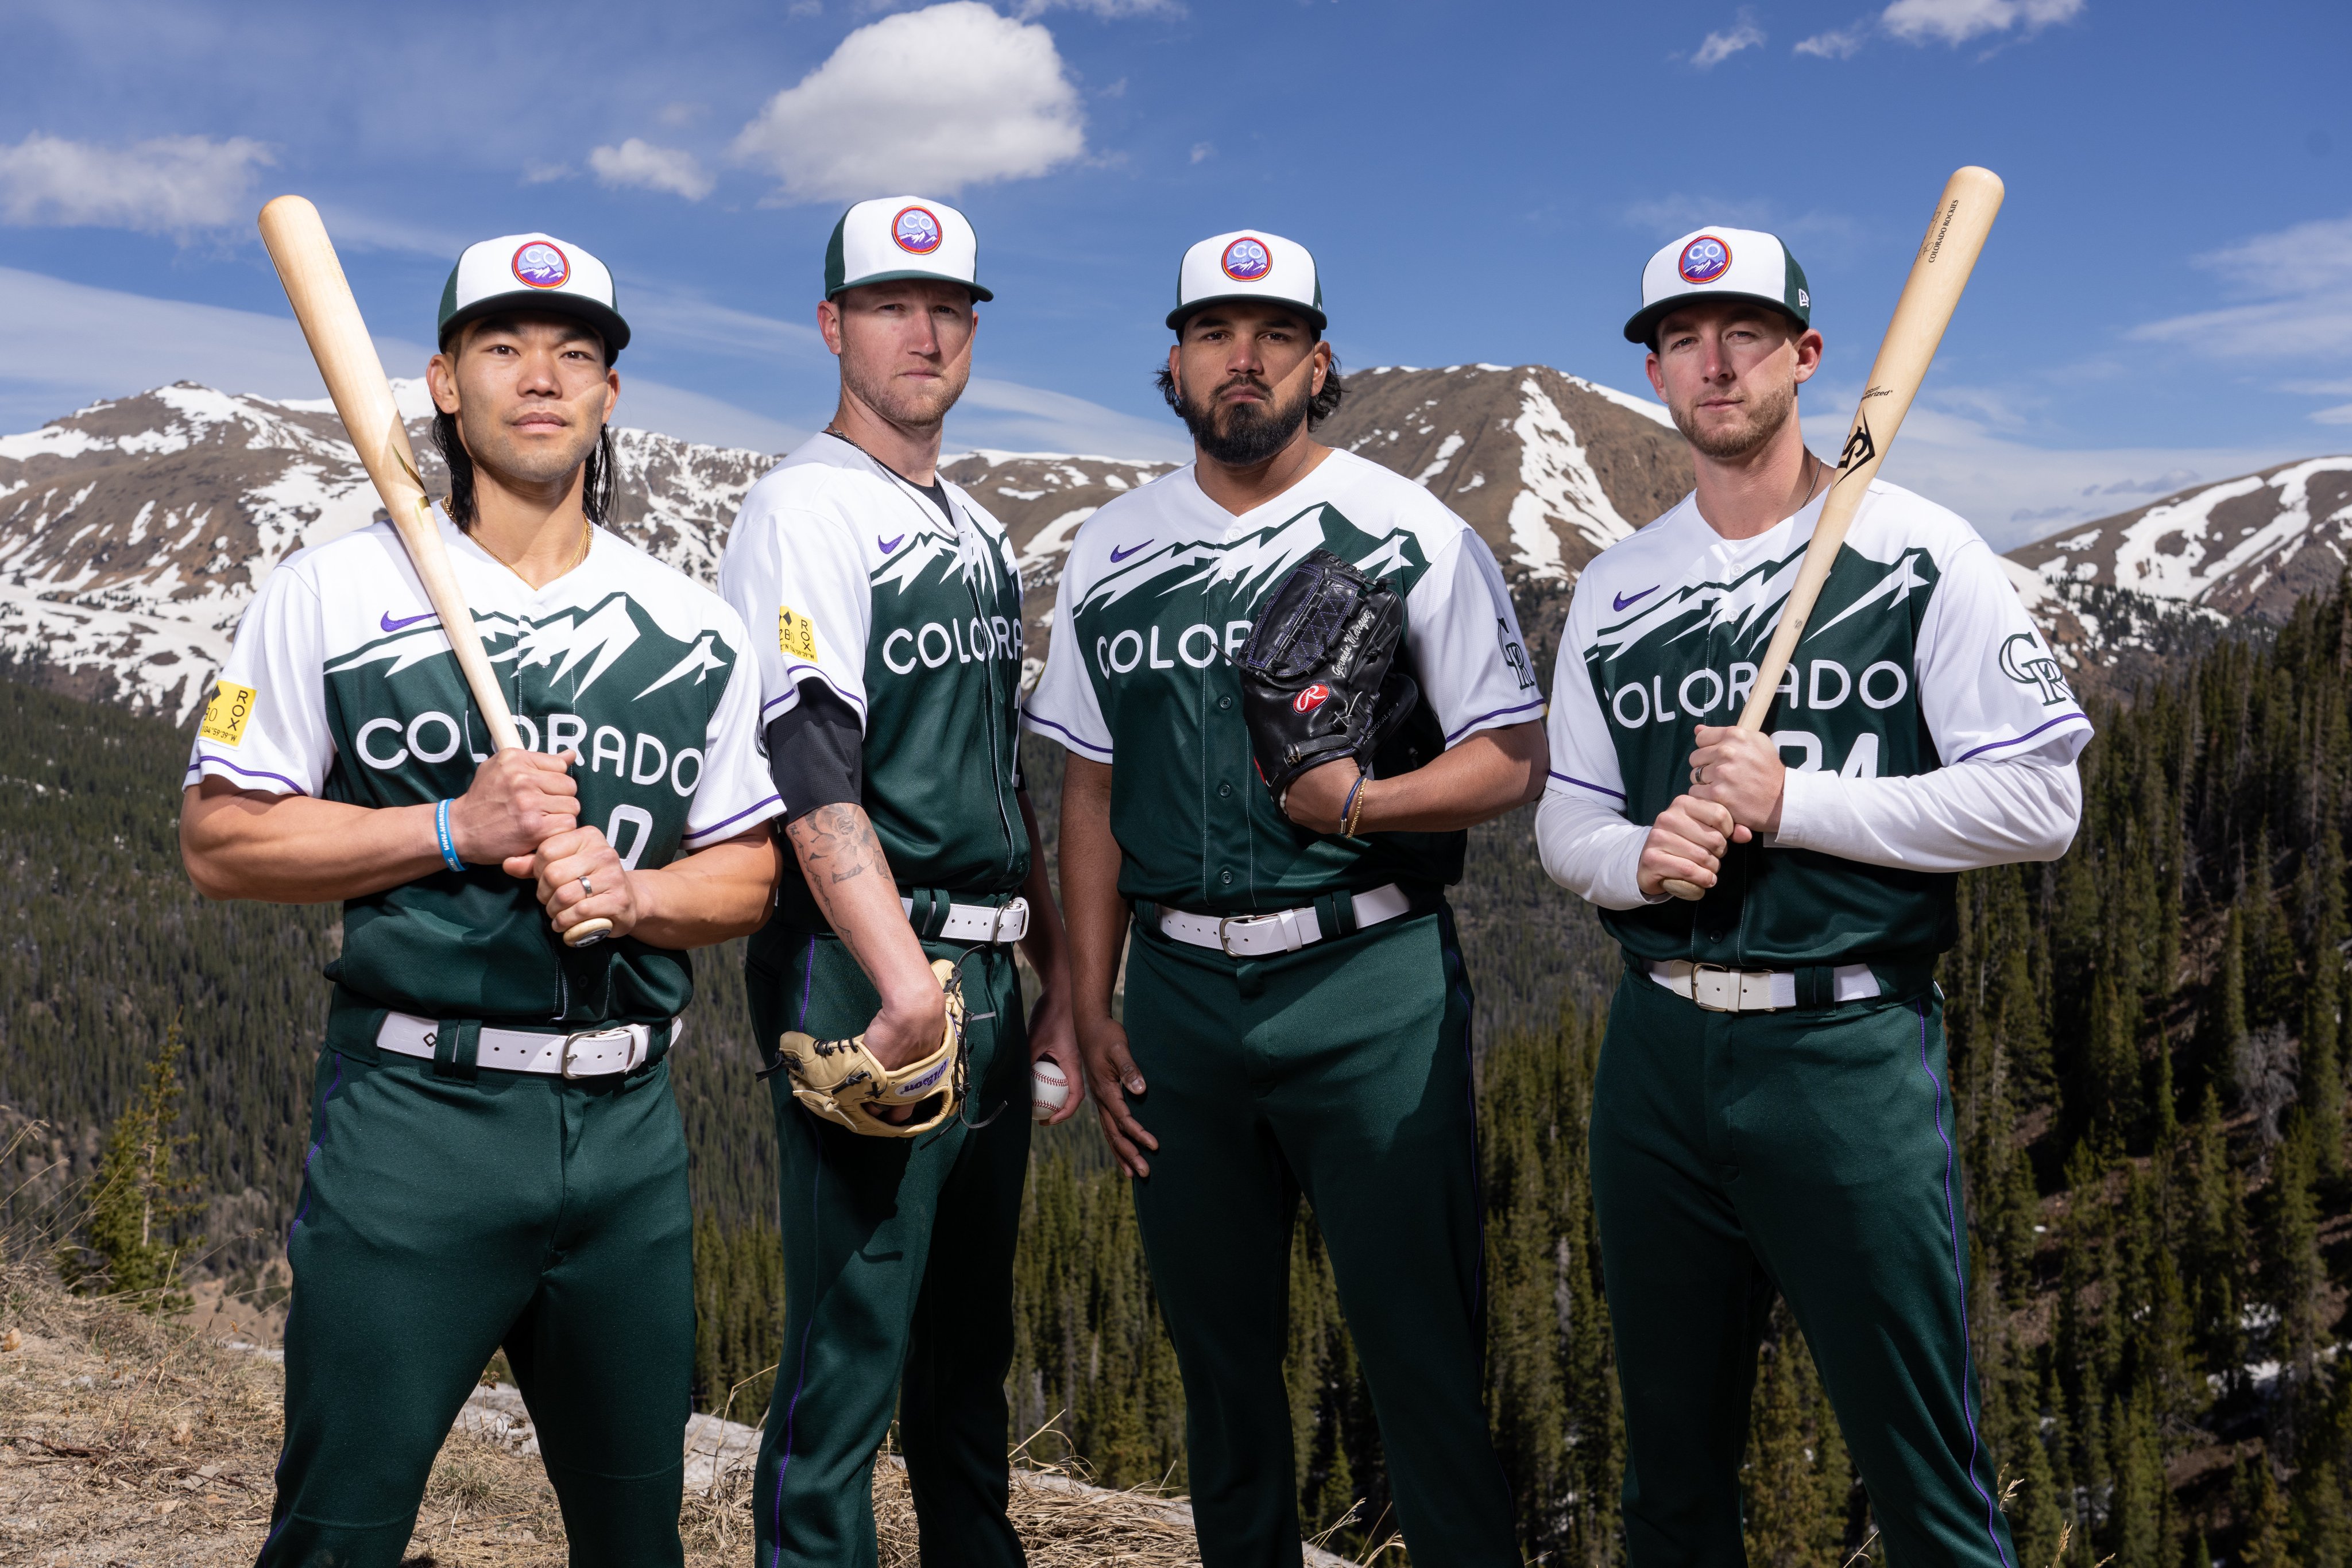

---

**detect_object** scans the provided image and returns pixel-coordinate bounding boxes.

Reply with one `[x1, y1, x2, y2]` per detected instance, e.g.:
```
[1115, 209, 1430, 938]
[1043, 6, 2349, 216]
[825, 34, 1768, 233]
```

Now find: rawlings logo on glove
[1236, 549, 1421, 810]
[776, 958, 969, 1137]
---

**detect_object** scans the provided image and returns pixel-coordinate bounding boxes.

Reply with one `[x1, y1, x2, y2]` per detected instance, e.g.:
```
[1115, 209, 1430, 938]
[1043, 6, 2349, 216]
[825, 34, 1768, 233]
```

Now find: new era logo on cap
[1624, 224, 1811, 347]
[826, 196, 992, 301]
[438, 232, 629, 357]
[1170, 228, 1325, 332]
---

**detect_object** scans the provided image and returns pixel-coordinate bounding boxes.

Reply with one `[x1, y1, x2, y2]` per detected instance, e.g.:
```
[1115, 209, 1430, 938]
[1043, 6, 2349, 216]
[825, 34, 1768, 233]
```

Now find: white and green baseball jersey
[1023, 449, 1542, 912]
[184, 509, 780, 1024]
[717, 434, 1030, 912]
[1545, 478, 2091, 966]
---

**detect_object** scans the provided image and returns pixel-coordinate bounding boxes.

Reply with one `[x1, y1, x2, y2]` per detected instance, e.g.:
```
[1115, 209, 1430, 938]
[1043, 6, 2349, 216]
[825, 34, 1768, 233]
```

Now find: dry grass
[1, 1260, 1364, 1567]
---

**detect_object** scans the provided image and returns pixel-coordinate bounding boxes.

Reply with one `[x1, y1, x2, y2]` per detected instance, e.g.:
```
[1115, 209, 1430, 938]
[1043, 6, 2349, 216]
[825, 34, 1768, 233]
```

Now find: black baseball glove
[1236, 549, 1421, 808]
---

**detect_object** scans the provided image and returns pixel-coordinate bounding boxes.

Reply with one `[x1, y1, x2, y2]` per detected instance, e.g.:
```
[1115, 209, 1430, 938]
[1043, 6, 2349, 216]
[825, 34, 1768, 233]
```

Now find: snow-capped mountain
[1, 366, 1692, 721]
[2007, 457, 2352, 624]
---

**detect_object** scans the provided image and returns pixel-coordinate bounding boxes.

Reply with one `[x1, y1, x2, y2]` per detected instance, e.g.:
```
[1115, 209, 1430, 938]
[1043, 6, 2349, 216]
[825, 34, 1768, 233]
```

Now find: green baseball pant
[258, 1003, 695, 1567]
[1120, 902, 1519, 1568]
[747, 929, 1031, 1568]
[1591, 963, 2017, 1567]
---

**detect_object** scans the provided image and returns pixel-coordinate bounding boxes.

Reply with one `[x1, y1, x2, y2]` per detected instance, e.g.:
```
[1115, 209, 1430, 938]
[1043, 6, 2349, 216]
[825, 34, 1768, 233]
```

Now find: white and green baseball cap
[1623, 226, 1811, 347]
[824, 196, 992, 302]
[1169, 229, 1326, 332]
[437, 233, 630, 358]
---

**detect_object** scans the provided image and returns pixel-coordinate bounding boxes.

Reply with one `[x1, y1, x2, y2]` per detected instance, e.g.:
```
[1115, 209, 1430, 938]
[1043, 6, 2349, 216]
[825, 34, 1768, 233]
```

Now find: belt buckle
[562, 1025, 635, 1079]
[1216, 913, 1271, 958]
[1688, 962, 1735, 1013]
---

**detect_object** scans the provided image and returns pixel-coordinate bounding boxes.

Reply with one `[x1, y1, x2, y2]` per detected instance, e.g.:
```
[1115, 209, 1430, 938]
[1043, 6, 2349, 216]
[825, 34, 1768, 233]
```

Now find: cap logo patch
[1677, 235, 1731, 285]
[1221, 237, 1271, 282]
[512, 241, 571, 289]
[892, 206, 943, 255]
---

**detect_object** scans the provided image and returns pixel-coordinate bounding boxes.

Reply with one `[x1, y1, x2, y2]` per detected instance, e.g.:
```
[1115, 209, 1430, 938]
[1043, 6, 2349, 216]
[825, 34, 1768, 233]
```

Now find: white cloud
[2314, 405, 2352, 427]
[524, 161, 574, 185]
[1796, 390, 2300, 549]
[1793, 25, 1868, 57]
[0, 133, 273, 234]
[1189, 142, 1214, 164]
[1690, 14, 1765, 67]
[2131, 216, 2352, 380]
[732, 2, 1085, 204]
[1879, 0, 2083, 46]
[947, 377, 1190, 462]
[0, 265, 808, 455]
[1011, 0, 1181, 14]
[624, 289, 827, 362]
[589, 139, 715, 200]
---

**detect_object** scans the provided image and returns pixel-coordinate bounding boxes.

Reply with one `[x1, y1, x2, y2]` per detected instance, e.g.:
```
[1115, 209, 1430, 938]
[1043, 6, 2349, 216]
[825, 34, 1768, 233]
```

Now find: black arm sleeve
[764, 680, 864, 826]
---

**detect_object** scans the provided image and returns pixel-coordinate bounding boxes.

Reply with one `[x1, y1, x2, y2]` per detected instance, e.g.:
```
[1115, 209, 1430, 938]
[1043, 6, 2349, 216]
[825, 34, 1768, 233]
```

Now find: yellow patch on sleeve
[779, 606, 818, 662]
[198, 680, 257, 746]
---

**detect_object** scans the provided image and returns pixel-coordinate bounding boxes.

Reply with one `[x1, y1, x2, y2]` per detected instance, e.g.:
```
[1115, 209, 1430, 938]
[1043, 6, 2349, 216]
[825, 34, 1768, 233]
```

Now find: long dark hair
[433, 411, 615, 530]
[1155, 343, 1345, 429]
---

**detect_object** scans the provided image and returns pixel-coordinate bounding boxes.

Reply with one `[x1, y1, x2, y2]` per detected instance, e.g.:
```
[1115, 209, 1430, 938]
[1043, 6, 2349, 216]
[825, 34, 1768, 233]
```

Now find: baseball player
[715, 195, 1076, 1568]
[179, 234, 785, 1566]
[1537, 226, 2090, 1564]
[1028, 229, 1543, 1566]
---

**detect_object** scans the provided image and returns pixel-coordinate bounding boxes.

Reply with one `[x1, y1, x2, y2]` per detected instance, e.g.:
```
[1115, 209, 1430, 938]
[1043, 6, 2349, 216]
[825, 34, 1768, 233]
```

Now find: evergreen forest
[10, 570, 2352, 1563]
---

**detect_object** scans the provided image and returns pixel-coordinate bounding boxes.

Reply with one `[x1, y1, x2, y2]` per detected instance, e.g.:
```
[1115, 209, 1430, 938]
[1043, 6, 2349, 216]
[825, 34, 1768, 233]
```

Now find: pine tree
[57, 1019, 201, 1312]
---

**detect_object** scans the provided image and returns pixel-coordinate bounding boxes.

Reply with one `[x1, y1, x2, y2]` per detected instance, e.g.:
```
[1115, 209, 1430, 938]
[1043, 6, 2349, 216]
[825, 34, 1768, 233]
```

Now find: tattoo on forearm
[789, 804, 889, 923]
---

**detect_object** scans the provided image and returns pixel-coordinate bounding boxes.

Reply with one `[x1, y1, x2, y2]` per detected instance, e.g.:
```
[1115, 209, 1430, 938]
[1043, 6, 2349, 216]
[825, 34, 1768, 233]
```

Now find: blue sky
[1, 0, 2345, 546]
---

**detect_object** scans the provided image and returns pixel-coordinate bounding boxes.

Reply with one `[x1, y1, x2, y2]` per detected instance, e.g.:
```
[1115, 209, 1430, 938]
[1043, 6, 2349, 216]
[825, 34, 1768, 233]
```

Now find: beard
[842, 356, 969, 432]
[1670, 375, 1797, 462]
[1175, 373, 1312, 468]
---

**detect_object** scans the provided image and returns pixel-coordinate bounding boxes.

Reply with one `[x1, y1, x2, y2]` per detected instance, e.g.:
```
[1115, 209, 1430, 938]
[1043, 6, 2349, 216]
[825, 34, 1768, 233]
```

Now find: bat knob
[1660, 877, 1707, 903]
[564, 917, 615, 948]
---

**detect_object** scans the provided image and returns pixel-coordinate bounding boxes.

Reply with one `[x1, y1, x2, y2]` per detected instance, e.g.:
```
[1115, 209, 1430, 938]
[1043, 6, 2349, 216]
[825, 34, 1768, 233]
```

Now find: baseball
[1031, 1058, 1071, 1121]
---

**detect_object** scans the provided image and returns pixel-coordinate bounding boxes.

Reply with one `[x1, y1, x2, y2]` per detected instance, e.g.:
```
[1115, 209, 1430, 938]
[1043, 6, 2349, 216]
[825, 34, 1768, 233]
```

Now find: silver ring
[1695, 765, 1708, 787]
[579, 874, 594, 897]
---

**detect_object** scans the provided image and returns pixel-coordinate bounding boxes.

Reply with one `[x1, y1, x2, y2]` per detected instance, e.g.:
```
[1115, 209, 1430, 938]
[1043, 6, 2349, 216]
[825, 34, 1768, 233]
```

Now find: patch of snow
[1413, 433, 1464, 487]
[1505, 377, 1637, 580]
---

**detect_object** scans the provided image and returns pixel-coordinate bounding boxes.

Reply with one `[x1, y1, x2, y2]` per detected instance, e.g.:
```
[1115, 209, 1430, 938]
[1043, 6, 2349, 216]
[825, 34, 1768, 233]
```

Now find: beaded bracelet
[434, 798, 465, 874]
[1340, 773, 1369, 837]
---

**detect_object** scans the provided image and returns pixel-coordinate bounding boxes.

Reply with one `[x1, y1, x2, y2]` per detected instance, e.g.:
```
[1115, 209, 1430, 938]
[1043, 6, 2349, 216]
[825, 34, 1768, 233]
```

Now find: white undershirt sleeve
[1535, 789, 1661, 909]
[1771, 745, 2082, 870]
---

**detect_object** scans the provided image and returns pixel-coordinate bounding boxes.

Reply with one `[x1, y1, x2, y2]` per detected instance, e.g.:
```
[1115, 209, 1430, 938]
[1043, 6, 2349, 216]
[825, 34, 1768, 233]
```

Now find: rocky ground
[0, 1261, 1364, 1567]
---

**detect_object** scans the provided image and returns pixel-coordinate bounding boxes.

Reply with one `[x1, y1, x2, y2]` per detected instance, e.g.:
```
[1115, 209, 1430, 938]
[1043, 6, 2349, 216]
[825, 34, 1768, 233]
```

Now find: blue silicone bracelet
[435, 799, 465, 873]
[1340, 772, 1368, 835]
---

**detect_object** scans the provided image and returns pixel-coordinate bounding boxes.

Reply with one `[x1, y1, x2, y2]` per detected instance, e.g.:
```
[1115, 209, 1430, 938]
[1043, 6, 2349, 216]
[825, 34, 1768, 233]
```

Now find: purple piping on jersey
[261, 1051, 353, 1555]
[1441, 696, 1546, 746]
[190, 753, 312, 795]
[766, 1104, 825, 1566]
[1917, 1001, 2014, 1568]
[1952, 711, 2090, 763]
[1022, 710, 1112, 759]
[763, 668, 869, 719]
[285, 1052, 347, 1241]
[1550, 770, 1627, 801]
[796, 936, 816, 1031]
[685, 795, 784, 843]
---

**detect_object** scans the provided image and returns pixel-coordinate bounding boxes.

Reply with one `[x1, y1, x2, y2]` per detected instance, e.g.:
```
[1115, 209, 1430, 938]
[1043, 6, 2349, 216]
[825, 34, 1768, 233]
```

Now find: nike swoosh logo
[877, 534, 905, 555]
[380, 610, 439, 633]
[1612, 586, 1659, 613]
[1109, 539, 1153, 564]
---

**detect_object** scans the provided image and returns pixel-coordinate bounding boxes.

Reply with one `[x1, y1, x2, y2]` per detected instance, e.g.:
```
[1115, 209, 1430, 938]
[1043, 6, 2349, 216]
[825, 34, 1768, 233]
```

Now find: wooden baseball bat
[256, 195, 612, 946]
[1662, 165, 2004, 901]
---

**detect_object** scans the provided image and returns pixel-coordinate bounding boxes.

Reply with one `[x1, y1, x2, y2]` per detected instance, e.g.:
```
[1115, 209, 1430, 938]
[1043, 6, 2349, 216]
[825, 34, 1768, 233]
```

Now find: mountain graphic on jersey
[871, 520, 1019, 601]
[318, 591, 737, 863]
[1586, 539, 1949, 815]
[1074, 502, 1433, 639]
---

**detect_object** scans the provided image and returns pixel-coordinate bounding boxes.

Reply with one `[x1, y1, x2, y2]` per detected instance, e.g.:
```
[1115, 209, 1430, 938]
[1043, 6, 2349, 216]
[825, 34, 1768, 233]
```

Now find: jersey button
[1219, 869, 1235, 886]
[1217, 695, 1233, 710]
[1217, 782, 1233, 799]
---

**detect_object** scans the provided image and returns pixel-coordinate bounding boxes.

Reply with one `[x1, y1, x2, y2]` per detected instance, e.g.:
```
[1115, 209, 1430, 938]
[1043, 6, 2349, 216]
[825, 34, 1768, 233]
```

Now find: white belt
[1647, 960, 1880, 1013]
[902, 895, 1030, 944]
[376, 1012, 676, 1078]
[1156, 883, 1413, 958]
